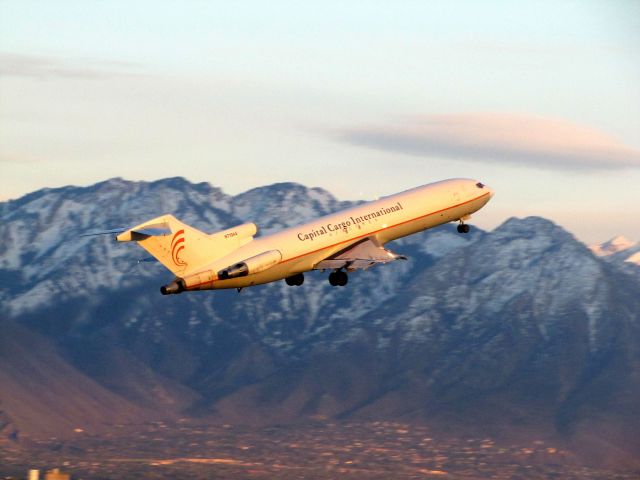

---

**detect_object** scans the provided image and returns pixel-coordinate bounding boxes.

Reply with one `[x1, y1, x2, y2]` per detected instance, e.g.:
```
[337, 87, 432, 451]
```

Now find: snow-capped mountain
[0, 177, 473, 347]
[590, 235, 640, 280]
[1, 178, 639, 463]
[589, 235, 636, 257]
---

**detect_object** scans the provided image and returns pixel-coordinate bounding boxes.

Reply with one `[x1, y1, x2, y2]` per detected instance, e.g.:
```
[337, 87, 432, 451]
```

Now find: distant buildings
[44, 469, 70, 480]
[26, 468, 71, 480]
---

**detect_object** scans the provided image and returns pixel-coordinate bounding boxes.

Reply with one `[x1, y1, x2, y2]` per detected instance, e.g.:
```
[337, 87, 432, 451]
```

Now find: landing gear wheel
[285, 273, 304, 286]
[457, 223, 470, 234]
[329, 270, 348, 287]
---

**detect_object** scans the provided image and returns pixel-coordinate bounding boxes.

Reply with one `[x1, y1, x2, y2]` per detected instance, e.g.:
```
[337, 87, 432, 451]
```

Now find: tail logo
[171, 229, 187, 267]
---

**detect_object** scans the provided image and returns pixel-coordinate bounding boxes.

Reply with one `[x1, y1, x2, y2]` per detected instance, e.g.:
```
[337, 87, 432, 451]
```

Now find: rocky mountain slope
[1, 178, 639, 465]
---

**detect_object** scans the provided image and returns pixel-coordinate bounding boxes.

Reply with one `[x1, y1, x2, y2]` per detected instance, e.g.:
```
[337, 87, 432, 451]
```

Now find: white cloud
[0, 52, 142, 80]
[339, 113, 640, 170]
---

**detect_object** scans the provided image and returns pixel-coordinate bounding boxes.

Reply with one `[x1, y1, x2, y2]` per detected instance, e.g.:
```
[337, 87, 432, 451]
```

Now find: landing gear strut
[328, 270, 348, 287]
[285, 273, 305, 286]
[457, 221, 470, 234]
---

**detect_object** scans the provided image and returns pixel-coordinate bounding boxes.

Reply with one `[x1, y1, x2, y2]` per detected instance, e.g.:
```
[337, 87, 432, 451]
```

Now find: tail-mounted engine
[218, 250, 282, 280]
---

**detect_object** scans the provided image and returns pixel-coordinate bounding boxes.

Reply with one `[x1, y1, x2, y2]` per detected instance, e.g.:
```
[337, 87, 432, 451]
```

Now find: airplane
[110, 178, 493, 294]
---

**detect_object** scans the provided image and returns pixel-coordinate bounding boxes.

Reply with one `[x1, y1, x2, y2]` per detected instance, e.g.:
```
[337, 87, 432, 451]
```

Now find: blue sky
[1, 1, 639, 242]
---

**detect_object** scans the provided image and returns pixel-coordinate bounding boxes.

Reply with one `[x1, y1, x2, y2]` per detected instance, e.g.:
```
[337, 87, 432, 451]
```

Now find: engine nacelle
[160, 279, 185, 295]
[218, 250, 282, 280]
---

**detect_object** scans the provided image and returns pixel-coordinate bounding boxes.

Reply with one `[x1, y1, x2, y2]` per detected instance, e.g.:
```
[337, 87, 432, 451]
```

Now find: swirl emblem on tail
[171, 229, 187, 267]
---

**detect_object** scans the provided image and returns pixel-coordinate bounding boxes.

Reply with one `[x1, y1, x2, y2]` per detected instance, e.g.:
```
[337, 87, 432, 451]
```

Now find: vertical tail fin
[116, 215, 211, 276]
[116, 214, 258, 276]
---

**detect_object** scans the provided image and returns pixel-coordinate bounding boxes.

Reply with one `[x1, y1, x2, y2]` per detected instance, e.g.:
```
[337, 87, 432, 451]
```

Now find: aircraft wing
[315, 237, 407, 271]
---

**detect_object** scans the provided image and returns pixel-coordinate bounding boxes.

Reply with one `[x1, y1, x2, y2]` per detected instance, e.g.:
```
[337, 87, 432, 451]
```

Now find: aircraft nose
[475, 181, 494, 198]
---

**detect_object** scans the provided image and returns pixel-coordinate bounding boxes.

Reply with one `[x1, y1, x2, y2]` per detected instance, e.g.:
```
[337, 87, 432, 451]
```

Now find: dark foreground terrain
[1, 421, 638, 480]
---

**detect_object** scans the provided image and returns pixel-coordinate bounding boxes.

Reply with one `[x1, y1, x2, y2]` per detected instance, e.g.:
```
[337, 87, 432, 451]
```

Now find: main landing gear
[285, 270, 349, 287]
[285, 273, 304, 286]
[457, 220, 470, 234]
[328, 269, 348, 287]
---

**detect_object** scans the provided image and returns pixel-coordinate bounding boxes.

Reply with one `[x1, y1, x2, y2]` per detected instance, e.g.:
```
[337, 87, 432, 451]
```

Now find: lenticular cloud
[340, 113, 640, 170]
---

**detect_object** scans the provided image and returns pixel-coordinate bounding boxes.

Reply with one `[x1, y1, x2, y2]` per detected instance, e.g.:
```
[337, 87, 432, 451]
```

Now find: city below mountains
[1, 177, 639, 476]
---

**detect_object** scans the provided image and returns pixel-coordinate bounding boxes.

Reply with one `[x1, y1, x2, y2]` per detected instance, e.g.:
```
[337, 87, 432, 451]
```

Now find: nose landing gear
[457, 221, 470, 233]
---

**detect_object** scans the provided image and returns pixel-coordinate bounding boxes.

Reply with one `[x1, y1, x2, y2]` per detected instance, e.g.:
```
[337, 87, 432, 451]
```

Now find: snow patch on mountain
[589, 235, 636, 257]
[368, 216, 619, 354]
[419, 229, 471, 258]
[589, 235, 640, 282]
[626, 251, 640, 266]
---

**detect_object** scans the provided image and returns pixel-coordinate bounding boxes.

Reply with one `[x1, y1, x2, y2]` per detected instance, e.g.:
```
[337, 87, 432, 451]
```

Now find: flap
[315, 237, 407, 271]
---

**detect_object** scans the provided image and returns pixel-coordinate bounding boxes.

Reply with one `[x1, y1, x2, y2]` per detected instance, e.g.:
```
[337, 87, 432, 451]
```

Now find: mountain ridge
[1, 177, 639, 467]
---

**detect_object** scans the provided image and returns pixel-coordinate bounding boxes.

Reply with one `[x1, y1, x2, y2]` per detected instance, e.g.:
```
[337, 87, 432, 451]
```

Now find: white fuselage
[183, 178, 493, 291]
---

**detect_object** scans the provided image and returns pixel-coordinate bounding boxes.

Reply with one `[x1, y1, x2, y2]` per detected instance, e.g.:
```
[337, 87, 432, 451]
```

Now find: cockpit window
[476, 182, 485, 188]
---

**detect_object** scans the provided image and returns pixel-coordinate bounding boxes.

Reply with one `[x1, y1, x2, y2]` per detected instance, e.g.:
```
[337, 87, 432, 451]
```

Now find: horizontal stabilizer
[81, 223, 171, 239]
[132, 226, 172, 237]
[117, 222, 172, 242]
[80, 227, 127, 237]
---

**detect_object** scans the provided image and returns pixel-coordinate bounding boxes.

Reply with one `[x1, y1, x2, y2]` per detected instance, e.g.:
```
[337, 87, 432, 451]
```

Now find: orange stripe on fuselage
[185, 191, 491, 290]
